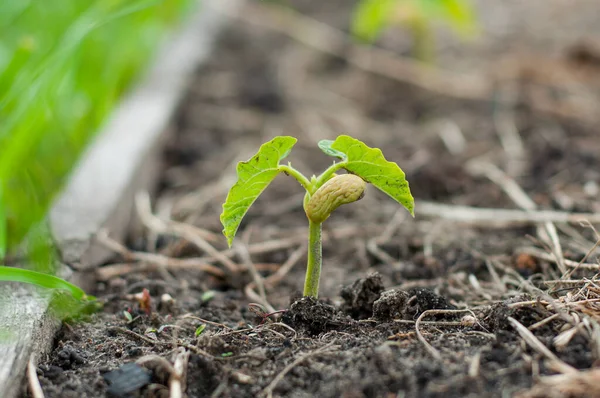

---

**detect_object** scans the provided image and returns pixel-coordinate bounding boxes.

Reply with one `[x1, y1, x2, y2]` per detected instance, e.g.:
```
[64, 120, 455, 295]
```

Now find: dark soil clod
[340, 272, 384, 319]
[282, 296, 349, 335]
[407, 288, 455, 317]
[372, 289, 411, 320]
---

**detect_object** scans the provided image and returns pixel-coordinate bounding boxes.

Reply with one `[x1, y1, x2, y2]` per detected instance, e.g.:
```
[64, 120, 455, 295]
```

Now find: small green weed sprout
[352, 0, 478, 62]
[220, 135, 414, 298]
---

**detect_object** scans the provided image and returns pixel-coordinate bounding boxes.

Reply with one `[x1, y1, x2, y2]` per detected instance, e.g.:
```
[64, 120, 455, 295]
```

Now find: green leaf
[195, 324, 206, 336]
[330, 135, 414, 216]
[418, 0, 477, 36]
[438, 0, 477, 36]
[318, 139, 347, 160]
[351, 0, 397, 42]
[220, 136, 297, 246]
[0, 265, 90, 300]
[123, 310, 133, 322]
[201, 290, 215, 303]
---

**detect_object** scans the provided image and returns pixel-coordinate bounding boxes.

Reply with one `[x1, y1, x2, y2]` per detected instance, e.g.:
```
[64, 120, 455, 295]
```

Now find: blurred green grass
[0, 1, 192, 313]
[352, 0, 478, 61]
[0, 0, 192, 261]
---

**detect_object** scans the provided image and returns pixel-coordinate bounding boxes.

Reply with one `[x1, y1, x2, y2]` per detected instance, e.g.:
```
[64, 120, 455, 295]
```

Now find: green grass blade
[327, 135, 414, 216]
[0, 266, 89, 301]
[220, 136, 297, 246]
[0, 186, 5, 258]
[0, 0, 191, 249]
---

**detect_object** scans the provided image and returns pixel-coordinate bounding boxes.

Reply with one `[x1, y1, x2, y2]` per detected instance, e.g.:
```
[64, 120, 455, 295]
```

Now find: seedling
[123, 310, 134, 323]
[220, 135, 414, 298]
[201, 290, 216, 303]
[352, 0, 478, 62]
[195, 324, 207, 337]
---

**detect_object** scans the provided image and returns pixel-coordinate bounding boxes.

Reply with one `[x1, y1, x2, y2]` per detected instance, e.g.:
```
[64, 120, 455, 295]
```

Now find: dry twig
[415, 309, 478, 361]
[519, 247, 599, 270]
[417, 201, 600, 225]
[136, 355, 177, 376]
[243, 244, 305, 313]
[466, 161, 566, 273]
[183, 314, 230, 329]
[96, 230, 225, 280]
[27, 357, 45, 398]
[516, 369, 600, 398]
[236, 240, 271, 311]
[264, 244, 306, 288]
[170, 348, 190, 398]
[507, 317, 577, 374]
[136, 192, 239, 272]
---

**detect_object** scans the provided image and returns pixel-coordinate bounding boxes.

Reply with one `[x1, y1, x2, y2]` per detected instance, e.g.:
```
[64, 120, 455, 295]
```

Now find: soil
[31, 0, 600, 397]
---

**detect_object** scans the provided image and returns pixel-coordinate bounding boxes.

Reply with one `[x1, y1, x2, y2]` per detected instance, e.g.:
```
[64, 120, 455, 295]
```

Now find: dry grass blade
[417, 201, 600, 225]
[182, 314, 230, 329]
[519, 247, 599, 270]
[507, 298, 600, 310]
[415, 309, 478, 361]
[507, 317, 577, 374]
[135, 191, 239, 272]
[377, 210, 409, 243]
[437, 119, 466, 155]
[95, 230, 225, 280]
[516, 369, 600, 398]
[244, 244, 305, 314]
[170, 348, 190, 398]
[244, 285, 276, 315]
[468, 351, 481, 378]
[27, 357, 45, 398]
[267, 322, 298, 339]
[195, 224, 369, 264]
[466, 162, 535, 211]
[493, 87, 526, 177]
[466, 161, 566, 273]
[95, 260, 225, 281]
[528, 314, 561, 331]
[264, 244, 305, 288]
[366, 238, 398, 266]
[565, 235, 600, 278]
[236, 241, 270, 308]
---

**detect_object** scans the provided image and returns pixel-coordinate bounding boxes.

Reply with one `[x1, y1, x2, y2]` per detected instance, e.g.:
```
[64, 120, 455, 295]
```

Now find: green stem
[278, 164, 314, 194]
[303, 220, 322, 298]
[315, 162, 346, 187]
[410, 17, 434, 63]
